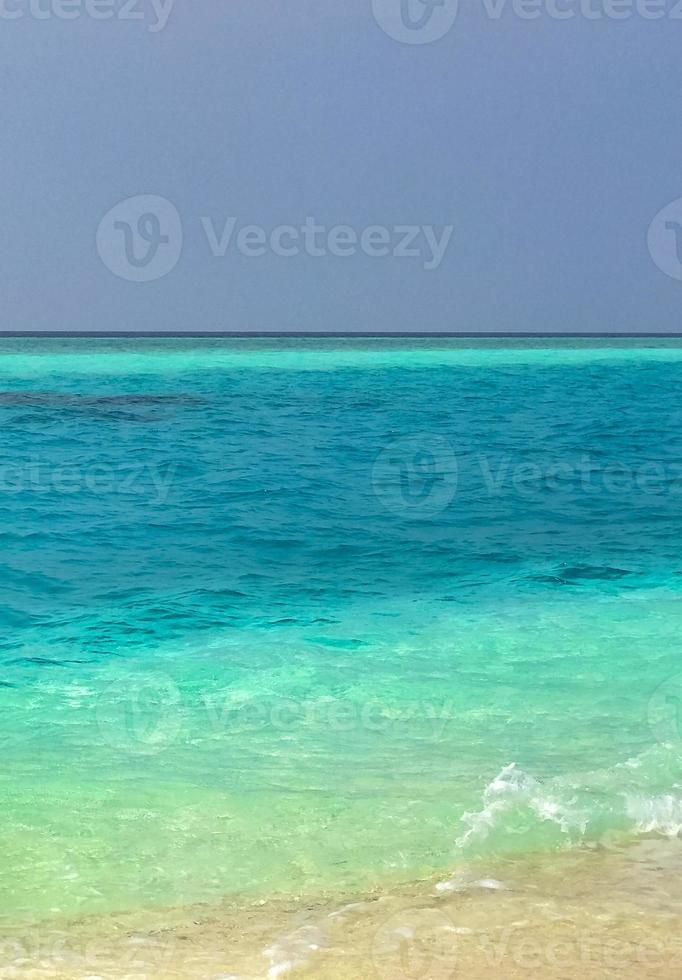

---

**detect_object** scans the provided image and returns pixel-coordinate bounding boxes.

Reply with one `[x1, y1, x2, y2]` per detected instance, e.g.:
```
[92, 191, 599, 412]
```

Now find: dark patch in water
[9, 656, 87, 667]
[0, 392, 202, 407]
[559, 565, 632, 581]
[305, 636, 369, 649]
[529, 566, 633, 587]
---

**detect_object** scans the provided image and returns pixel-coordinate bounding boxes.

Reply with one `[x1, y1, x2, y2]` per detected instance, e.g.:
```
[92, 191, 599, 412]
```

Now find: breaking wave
[454, 748, 682, 859]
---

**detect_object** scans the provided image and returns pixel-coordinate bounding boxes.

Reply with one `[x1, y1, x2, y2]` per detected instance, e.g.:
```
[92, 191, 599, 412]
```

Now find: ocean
[2, 335, 682, 978]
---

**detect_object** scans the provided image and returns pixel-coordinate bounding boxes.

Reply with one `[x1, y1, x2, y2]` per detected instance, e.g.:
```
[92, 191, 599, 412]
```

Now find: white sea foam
[454, 752, 682, 858]
[263, 924, 325, 979]
[625, 793, 682, 837]
[455, 763, 588, 851]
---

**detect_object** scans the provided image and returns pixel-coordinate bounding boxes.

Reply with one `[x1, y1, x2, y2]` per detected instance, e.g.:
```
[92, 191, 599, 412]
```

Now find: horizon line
[3, 331, 682, 339]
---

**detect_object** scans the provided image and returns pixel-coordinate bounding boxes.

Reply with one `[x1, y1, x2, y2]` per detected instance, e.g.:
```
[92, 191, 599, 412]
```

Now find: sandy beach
[5, 838, 682, 979]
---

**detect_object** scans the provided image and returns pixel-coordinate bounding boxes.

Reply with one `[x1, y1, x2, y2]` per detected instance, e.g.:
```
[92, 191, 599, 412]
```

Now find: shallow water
[2, 337, 682, 973]
[5, 842, 682, 979]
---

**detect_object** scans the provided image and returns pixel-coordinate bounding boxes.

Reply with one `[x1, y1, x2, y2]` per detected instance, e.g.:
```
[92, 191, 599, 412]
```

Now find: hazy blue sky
[2, 1, 681, 333]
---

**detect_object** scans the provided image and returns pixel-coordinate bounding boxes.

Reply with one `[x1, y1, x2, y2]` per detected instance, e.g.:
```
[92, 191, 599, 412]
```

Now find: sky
[1, 0, 682, 334]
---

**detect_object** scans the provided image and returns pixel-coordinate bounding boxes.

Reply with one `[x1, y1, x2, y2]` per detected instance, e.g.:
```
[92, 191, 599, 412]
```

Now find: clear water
[2, 336, 682, 929]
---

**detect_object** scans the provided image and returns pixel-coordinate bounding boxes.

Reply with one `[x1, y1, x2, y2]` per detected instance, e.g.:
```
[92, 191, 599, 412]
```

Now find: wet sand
[4, 838, 682, 979]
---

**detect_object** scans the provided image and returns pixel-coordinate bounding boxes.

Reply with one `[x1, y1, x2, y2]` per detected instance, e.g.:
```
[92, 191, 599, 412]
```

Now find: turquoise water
[2, 336, 682, 928]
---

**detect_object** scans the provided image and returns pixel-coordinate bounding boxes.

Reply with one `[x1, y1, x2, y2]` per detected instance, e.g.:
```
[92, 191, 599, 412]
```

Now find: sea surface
[2, 336, 682, 974]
